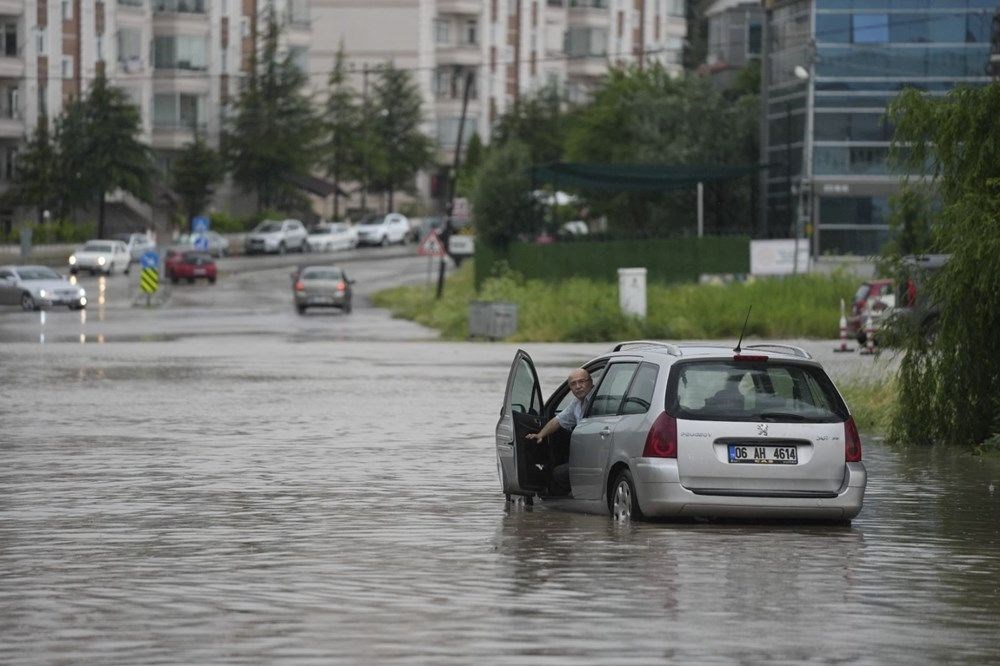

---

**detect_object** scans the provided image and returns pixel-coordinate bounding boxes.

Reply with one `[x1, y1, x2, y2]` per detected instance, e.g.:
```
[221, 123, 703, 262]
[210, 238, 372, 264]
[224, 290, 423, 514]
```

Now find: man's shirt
[556, 388, 595, 431]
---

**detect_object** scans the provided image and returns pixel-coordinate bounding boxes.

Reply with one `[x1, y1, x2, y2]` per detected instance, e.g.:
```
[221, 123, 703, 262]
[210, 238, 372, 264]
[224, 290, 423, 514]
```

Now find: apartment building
[701, 0, 761, 86]
[761, 0, 997, 256]
[308, 0, 687, 159]
[0, 0, 310, 229]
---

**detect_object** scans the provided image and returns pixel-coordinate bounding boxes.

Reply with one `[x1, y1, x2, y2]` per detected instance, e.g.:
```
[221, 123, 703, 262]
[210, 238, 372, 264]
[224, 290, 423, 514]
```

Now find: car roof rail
[742, 343, 812, 359]
[611, 340, 681, 356]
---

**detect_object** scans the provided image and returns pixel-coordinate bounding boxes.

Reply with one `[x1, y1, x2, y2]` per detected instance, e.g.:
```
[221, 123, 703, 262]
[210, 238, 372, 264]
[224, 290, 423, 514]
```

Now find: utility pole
[361, 63, 370, 214]
[436, 70, 474, 299]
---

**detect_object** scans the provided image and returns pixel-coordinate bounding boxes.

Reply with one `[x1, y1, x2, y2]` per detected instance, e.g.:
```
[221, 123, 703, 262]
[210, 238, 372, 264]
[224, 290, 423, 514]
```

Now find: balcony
[436, 0, 480, 17]
[567, 53, 607, 80]
[0, 51, 23, 79]
[0, 2, 22, 15]
[0, 105, 23, 139]
[436, 43, 480, 67]
[153, 0, 206, 14]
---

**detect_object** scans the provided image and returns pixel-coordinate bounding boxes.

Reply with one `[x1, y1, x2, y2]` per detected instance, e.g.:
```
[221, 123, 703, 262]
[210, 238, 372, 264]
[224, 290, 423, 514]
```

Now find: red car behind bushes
[165, 250, 217, 284]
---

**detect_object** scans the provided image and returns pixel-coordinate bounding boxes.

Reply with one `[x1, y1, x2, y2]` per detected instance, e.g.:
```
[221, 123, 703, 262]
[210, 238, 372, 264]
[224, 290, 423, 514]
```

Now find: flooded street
[1, 255, 999, 663]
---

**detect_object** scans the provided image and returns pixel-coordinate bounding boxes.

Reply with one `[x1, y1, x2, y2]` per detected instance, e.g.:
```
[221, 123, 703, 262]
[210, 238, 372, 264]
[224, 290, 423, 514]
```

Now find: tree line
[4, 12, 432, 238]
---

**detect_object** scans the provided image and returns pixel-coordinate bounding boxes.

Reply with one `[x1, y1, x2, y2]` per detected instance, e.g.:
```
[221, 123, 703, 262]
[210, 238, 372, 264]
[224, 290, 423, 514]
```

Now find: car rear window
[301, 269, 342, 280]
[669, 361, 847, 423]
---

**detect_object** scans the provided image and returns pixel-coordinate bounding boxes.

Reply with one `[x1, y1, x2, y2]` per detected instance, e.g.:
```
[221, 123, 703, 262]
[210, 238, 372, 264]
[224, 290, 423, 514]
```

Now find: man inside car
[526, 368, 595, 494]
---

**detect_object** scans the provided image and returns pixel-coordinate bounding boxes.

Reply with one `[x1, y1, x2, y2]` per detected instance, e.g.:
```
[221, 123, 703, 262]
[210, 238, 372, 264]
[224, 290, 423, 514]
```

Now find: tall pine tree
[323, 45, 364, 219]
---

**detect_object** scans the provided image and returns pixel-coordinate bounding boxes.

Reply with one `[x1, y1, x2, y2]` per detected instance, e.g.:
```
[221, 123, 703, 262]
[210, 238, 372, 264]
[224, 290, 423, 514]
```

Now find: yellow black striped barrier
[140, 267, 159, 294]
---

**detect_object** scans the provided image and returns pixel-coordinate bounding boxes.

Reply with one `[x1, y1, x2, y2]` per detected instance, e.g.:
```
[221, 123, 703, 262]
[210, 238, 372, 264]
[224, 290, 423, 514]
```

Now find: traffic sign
[140, 249, 159, 270]
[192, 215, 210, 233]
[417, 231, 445, 257]
[140, 266, 159, 294]
[193, 234, 209, 251]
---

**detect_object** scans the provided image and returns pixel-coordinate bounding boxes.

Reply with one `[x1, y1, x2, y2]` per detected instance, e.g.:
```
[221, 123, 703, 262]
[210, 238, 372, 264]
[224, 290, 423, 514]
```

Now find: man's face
[568, 371, 593, 400]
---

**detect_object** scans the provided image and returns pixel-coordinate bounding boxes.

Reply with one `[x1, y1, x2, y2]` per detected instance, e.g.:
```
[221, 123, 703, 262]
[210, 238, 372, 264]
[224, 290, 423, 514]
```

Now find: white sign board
[750, 239, 811, 276]
[448, 235, 475, 256]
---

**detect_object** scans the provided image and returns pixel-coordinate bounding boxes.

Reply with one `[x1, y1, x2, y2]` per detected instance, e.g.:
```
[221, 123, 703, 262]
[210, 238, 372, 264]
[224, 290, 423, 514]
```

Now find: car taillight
[642, 412, 677, 458]
[845, 416, 862, 462]
[336, 280, 346, 291]
[294, 280, 305, 291]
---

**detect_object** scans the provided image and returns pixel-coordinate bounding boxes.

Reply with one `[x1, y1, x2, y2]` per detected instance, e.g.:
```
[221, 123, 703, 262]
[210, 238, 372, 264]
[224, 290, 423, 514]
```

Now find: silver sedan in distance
[0, 265, 87, 310]
[292, 265, 354, 315]
[497, 342, 866, 523]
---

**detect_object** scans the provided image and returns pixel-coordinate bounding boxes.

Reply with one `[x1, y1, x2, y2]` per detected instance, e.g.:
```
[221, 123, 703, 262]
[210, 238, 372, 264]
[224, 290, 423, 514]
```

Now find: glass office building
[761, 0, 997, 255]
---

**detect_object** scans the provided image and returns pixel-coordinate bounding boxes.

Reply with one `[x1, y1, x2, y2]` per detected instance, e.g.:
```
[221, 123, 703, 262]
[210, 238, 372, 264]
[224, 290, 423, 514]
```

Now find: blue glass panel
[816, 14, 851, 43]
[925, 13, 966, 42]
[818, 228, 893, 256]
[819, 197, 891, 226]
[966, 13, 992, 43]
[814, 146, 894, 175]
[853, 14, 889, 43]
[815, 112, 893, 141]
[817, 45, 991, 78]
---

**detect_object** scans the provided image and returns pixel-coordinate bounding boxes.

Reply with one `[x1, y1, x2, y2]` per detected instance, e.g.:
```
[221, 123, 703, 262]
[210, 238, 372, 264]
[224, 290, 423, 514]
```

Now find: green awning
[530, 162, 762, 192]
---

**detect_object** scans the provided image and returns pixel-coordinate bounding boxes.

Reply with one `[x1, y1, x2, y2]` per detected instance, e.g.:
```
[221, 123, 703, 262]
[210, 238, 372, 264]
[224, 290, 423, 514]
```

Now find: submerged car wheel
[20, 292, 36, 311]
[611, 469, 642, 522]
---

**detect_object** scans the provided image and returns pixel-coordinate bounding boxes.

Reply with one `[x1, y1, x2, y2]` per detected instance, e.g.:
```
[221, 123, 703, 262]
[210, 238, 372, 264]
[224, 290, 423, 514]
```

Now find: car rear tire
[610, 469, 642, 522]
[296, 304, 307, 315]
[20, 292, 36, 311]
[170, 274, 179, 284]
[208, 277, 217, 284]
[343, 300, 352, 314]
[124, 263, 131, 275]
[278, 242, 286, 255]
[187, 277, 195, 284]
[379, 236, 388, 247]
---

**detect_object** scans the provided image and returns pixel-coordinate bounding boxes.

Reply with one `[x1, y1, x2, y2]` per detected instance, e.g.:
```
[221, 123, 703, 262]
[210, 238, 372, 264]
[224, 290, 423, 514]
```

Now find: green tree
[225, 10, 322, 211]
[470, 140, 536, 247]
[491, 83, 567, 165]
[365, 64, 433, 211]
[881, 186, 935, 260]
[456, 132, 483, 197]
[58, 71, 153, 238]
[323, 45, 364, 219]
[4, 116, 60, 224]
[171, 134, 225, 229]
[565, 65, 758, 236]
[885, 84, 1000, 448]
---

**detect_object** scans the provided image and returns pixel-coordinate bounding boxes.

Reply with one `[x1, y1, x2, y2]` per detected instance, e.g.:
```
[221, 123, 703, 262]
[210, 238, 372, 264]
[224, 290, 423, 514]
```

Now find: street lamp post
[791, 64, 810, 274]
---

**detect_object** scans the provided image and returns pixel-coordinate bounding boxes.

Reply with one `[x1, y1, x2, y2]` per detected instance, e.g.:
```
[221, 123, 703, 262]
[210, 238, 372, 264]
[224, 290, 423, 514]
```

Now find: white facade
[309, 0, 687, 152]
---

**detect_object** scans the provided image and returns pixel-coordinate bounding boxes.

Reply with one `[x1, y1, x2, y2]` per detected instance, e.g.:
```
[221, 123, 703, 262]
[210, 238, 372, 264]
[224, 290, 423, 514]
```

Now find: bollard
[833, 298, 854, 352]
[859, 316, 878, 355]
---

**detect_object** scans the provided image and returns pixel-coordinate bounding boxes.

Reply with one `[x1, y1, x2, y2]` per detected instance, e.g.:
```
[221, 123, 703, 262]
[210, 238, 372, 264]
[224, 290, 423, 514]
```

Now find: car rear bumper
[632, 459, 867, 520]
[294, 293, 349, 307]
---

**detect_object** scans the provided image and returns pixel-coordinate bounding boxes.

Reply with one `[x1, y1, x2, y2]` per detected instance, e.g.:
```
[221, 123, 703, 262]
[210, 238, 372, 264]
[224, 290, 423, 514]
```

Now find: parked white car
[177, 231, 231, 257]
[113, 232, 156, 262]
[68, 240, 132, 275]
[0, 264, 87, 311]
[355, 213, 410, 247]
[306, 222, 359, 252]
[244, 219, 308, 255]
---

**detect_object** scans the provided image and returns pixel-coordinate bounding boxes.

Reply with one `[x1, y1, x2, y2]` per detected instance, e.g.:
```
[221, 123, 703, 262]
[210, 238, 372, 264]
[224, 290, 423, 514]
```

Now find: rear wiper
[757, 412, 811, 422]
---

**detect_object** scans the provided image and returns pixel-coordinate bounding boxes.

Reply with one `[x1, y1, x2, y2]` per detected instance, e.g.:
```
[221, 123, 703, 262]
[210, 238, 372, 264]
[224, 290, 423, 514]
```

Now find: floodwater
[2, 256, 999, 663]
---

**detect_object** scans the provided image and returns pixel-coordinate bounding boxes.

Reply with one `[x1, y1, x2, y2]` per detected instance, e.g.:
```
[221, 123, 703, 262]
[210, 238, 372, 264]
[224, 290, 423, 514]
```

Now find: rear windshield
[301, 269, 342, 280]
[668, 360, 847, 423]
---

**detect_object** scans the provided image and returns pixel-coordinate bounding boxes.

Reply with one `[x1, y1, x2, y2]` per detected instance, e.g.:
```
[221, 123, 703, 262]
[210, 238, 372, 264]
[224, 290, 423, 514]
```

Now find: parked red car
[165, 250, 217, 284]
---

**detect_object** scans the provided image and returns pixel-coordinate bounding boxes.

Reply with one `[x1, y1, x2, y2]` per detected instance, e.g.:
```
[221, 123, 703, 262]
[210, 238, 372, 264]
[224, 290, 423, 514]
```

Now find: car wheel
[302, 242, 310, 254]
[20, 292, 36, 311]
[187, 277, 195, 284]
[379, 235, 388, 247]
[124, 263, 131, 275]
[208, 277, 217, 284]
[296, 304, 307, 315]
[610, 469, 643, 522]
[170, 274, 179, 284]
[278, 242, 287, 255]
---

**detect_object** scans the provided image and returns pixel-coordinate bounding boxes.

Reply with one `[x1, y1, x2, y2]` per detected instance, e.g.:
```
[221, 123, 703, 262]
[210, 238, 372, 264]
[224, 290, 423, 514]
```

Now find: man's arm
[526, 416, 562, 442]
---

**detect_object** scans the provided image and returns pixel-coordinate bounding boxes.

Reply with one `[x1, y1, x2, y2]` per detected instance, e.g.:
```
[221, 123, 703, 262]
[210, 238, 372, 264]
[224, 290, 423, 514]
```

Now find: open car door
[496, 349, 547, 497]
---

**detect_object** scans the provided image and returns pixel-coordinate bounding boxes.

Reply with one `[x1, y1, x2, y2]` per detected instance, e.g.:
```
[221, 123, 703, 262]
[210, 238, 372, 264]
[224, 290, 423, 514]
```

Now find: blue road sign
[192, 216, 210, 233]
[140, 249, 160, 269]
[193, 234, 210, 251]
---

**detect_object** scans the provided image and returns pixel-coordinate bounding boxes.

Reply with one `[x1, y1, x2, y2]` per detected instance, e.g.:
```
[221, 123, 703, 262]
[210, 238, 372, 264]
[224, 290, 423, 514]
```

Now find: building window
[36, 27, 46, 54]
[153, 92, 206, 129]
[62, 0, 73, 21]
[747, 20, 762, 56]
[153, 35, 208, 70]
[464, 20, 478, 46]
[62, 56, 73, 79]
[2, 86, 20, 119]
[118, 28, 143, 71]
[565, 27, 608, 57]
[1, 23, 16, 57]
[38, 82, 46, 116]
[153, 0, 207, 14]
[288, 46, 308, 75]
[852, 14, 888, 44]
[287, 0, 309, 26]
[434, 19, 450, 45]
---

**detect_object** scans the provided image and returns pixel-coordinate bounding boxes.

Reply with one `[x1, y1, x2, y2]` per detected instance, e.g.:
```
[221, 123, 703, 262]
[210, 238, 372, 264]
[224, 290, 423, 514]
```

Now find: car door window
[621, 362, 658, 415]
[589, 362, 638, 417]
[510, 357, 541, 416]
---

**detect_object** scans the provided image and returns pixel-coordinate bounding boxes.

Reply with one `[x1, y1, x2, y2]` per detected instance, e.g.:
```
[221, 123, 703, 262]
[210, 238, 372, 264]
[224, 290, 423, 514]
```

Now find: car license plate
[310, 296, 334, 304]
[728, 444, 798, 464]
[194, 269, 206, 276]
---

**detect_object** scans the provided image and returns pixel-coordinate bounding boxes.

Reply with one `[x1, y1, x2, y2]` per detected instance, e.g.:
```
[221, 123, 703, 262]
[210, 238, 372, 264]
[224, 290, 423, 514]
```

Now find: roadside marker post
[139, 249, 160, 306]
[834, 298, 854, 352]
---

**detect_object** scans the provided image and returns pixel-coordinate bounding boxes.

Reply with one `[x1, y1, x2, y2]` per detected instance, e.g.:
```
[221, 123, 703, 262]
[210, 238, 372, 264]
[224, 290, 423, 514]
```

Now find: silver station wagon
[496, 342, 867, 522]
